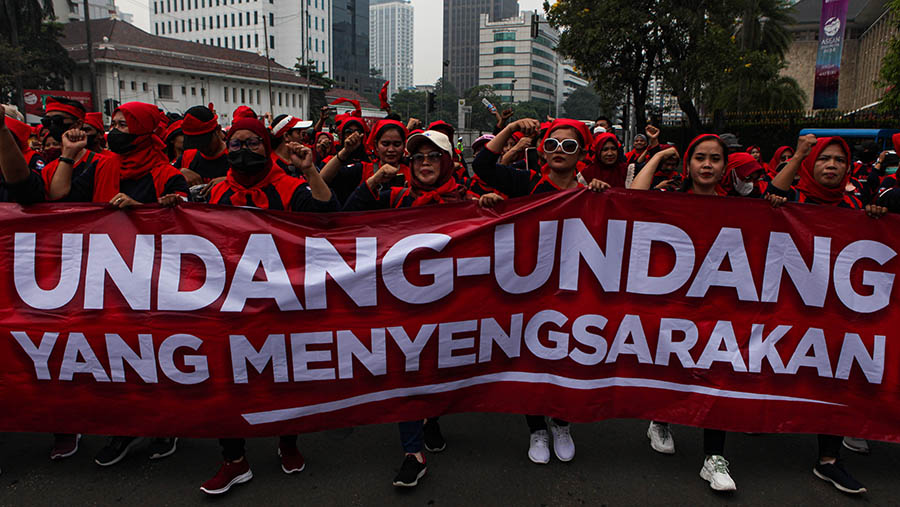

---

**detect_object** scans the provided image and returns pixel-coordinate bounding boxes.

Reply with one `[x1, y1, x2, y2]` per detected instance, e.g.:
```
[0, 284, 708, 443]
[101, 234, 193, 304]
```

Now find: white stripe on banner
[241, 372, 844, 425]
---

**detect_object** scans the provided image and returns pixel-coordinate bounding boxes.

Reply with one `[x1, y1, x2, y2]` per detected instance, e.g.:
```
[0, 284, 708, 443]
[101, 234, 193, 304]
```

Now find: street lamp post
[511, 79, 518, 104]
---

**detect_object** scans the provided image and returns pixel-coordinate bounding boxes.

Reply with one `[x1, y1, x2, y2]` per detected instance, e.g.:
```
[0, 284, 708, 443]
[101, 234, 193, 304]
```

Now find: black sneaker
[423, 418, 446, 453]
[95, 436, 140, 466]
[813, 461, 867, 494]
[392, 454, 426, 488]
[148, 437, 178, 460]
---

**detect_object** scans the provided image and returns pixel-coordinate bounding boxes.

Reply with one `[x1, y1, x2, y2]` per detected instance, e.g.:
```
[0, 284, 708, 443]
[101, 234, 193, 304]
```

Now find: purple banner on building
[813, 0, 850, 109]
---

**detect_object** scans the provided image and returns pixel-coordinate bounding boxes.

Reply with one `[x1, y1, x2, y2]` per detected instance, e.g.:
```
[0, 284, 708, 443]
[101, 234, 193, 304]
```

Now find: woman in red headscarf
[313, 131, 337, 170]
[766, 145, 794, 179]
[474, 118, 607, 198]
[746, 145, 761, 162]
[321, 118, 409, 204]
[341, 129, 499, 489]
[100, 102, 188, 207]
[581, 132, 628, 188]
[200, 117, 337, 497]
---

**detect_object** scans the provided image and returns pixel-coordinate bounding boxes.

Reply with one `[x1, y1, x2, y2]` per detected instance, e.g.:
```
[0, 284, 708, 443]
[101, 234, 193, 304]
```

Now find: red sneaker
[200, 459, 252, 495]
[278, 444, 306, 474]
[50, 434, 81, 460]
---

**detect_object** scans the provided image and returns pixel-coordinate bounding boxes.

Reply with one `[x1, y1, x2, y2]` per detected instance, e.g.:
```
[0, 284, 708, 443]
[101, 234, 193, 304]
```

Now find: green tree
[294, 58, 336, 113]
[0, 0, 74, 109]
[561, 85, 601, 119]
[432, 77, 460, 123]
[546, 0, 659, 129]
[463, 85, 505, 130]
[878, 0, 900, 112]
[390, 89, 427, 123]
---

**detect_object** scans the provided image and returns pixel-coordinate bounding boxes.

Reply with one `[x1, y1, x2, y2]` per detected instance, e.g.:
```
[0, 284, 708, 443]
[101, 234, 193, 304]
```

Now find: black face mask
[227, 148, 268, 174]
[41, 116, 73, 142]
[107, 129, 138, 154]
[86, 134, 99, 149]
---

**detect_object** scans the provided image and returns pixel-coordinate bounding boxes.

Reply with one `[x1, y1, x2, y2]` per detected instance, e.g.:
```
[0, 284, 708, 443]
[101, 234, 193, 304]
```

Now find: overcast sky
[118, 0, 549, 85]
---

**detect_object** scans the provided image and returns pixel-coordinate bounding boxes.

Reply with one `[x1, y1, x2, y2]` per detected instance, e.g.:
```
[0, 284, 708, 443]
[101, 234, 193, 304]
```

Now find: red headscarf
[83, 112, 104, 132]
[767, 146, 793, 178]
[366, 119, 408, 154]
[538, 119, 592, 157]
[582, 132, 627, 187]
[408, 135, 468, 207]
[893, 133, 900, 153]
[233, 105, 257, 120]
[163, 120, 183, 143]
[315, 131, 337, 159]
[796, 136, 852, 205]
[720, 152, 764, 195]
[220, 117, 280, 206]
[5, 116, 32, 153]
[113, 102, 171, 179]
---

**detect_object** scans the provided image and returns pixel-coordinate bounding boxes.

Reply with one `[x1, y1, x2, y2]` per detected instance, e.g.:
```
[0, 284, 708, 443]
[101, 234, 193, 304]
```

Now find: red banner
[0, 189, 897, 440]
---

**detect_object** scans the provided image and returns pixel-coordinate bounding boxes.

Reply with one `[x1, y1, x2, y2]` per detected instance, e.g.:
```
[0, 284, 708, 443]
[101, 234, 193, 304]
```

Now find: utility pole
[301, 1, 311, 117]
[83, 0, 98, 111]
[263, 18, 273, 115]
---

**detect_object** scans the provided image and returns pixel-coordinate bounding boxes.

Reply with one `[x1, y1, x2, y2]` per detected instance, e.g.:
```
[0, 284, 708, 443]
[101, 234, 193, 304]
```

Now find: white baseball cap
[406, 130, 452, 155]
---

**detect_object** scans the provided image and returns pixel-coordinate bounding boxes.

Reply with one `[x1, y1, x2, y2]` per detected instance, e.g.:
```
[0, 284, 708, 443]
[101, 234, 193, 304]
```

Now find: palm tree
[735, 0, 794, 57]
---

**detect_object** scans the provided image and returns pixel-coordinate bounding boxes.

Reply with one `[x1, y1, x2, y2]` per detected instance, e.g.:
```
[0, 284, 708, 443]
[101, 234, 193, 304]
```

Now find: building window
[223, 14, 227, 27]
[181, 85, 187, 95]
[246, 11, 250, 25]
[248, 89, 253, 104]
[217, 37, 221, 46]
[494, 58, 515, 66]
[158, 84, 174, 99]
[238, 13, 242, 26]
[270, 35, 275, 48]
[201, 87, 206, 98]
[492, 83, 513, 90]
[231, 13, 235, 26]
[493, 32, 515, 41]
[153, 1, 158, 14]
[269, 12, 273, 26]
[217, 15, 220, 28]
[255, 33, 259, 47]
[232, 36, 236, 47]
[254, 10, 258, 24]
[191, 87, 197, 96]
[142, 82, 148, 92]
[532, 72, 555, 84]
[224, 37, 228, 47]
[256, 90, 260, 104]
[493, 71, 515, 78]
[239, 36, 243, 48]
[240, 88, 246, 103]
[533, 48, 554, 60]
[232, 88, 237, 102]
[224, 86, 229, 102]
[119, 80, 124, 89]
[494, 46, 515, 54]
[202, 17, 205, 29]
[278, 92, 282, 106]
[155, 22, 159, 35]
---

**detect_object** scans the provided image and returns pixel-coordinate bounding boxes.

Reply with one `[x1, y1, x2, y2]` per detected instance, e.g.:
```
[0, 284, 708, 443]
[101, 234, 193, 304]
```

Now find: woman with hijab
[200, 117, 338, 497]
[321, 118, 409, 204]
[472, 117, 607, 466]
[746, 145, 762, 162]
[162, 120, 184, 163]
[581, 132, 628, 188]
[632, 134, 739, 492]
[766, 145, 794, 179]
[314, 131, 337, 170]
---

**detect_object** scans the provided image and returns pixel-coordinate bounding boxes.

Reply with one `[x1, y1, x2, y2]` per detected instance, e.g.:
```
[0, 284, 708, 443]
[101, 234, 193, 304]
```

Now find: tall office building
[369, 0, 413, 98]
[148, 0, 332, 79]
[478, 12, 557, 106]
[333, 0, 375, 94]
[443, 0, 519, 93]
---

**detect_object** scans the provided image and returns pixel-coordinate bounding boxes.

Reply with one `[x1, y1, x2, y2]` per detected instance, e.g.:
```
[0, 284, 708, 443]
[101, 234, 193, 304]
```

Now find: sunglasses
[40, 116, 72, 128]
[543, 138, 580, 154]
[411, 151, 443, 164]
[227, 137, 264, 151]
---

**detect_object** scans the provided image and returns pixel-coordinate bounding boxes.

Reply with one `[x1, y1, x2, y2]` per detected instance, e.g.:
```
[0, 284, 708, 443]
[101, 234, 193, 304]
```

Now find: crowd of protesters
[1, 94, 899, 497]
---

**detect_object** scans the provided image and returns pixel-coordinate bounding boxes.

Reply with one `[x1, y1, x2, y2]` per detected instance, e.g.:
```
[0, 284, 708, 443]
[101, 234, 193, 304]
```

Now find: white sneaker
[549, 421, 575, 462]
[528, 430, 551, 464]
[700, 455, 737, 491]
[647, 422, 675, 454]
[842, 437, 870, 454]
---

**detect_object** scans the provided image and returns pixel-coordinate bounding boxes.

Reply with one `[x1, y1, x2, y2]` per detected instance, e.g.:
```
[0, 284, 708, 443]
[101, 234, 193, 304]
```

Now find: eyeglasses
[542, 138, 580, 155]
[40, 116, 72, 129]
[410, 151, 444, 165]
[227, 137, 264, 151]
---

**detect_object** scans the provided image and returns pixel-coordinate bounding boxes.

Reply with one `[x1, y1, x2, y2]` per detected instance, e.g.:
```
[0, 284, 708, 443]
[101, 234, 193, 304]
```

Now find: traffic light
[530, 12, 540, 39]
[103, 98, 120, 116]
[427, 91, 436, 113]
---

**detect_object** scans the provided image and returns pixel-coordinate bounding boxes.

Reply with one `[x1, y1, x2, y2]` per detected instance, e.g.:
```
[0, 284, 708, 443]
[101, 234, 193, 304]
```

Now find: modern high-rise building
[333, 0, 377, 95]
[443, 0, 519, 93]
[369, 0, 414, 98]
[148, 0, 332, 79]
[478, 12, 558, 107]
[52, 0, 133, 24]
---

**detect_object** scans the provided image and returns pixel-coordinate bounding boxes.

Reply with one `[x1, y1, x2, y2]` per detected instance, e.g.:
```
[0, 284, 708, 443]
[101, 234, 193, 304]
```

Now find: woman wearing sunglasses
[341, 130, 501, 488]
[472, 117, 607, 466]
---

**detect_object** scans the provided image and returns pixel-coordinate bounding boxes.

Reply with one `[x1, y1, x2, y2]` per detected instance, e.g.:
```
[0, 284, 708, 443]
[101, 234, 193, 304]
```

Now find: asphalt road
[1, 414, 896, 506]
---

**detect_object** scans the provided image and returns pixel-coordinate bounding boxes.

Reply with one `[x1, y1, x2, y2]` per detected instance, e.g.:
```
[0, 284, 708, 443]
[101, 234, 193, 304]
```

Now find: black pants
[219, 435, 297, 461]
[525, 415, 569, 433]
[703, 429, 726, 456]
[818, 434, 842, 460]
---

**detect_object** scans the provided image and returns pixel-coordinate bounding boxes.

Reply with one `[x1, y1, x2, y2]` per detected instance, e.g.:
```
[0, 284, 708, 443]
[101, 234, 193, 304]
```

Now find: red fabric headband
[45, 98, 86, 121]
[183, 112, 219, 136]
